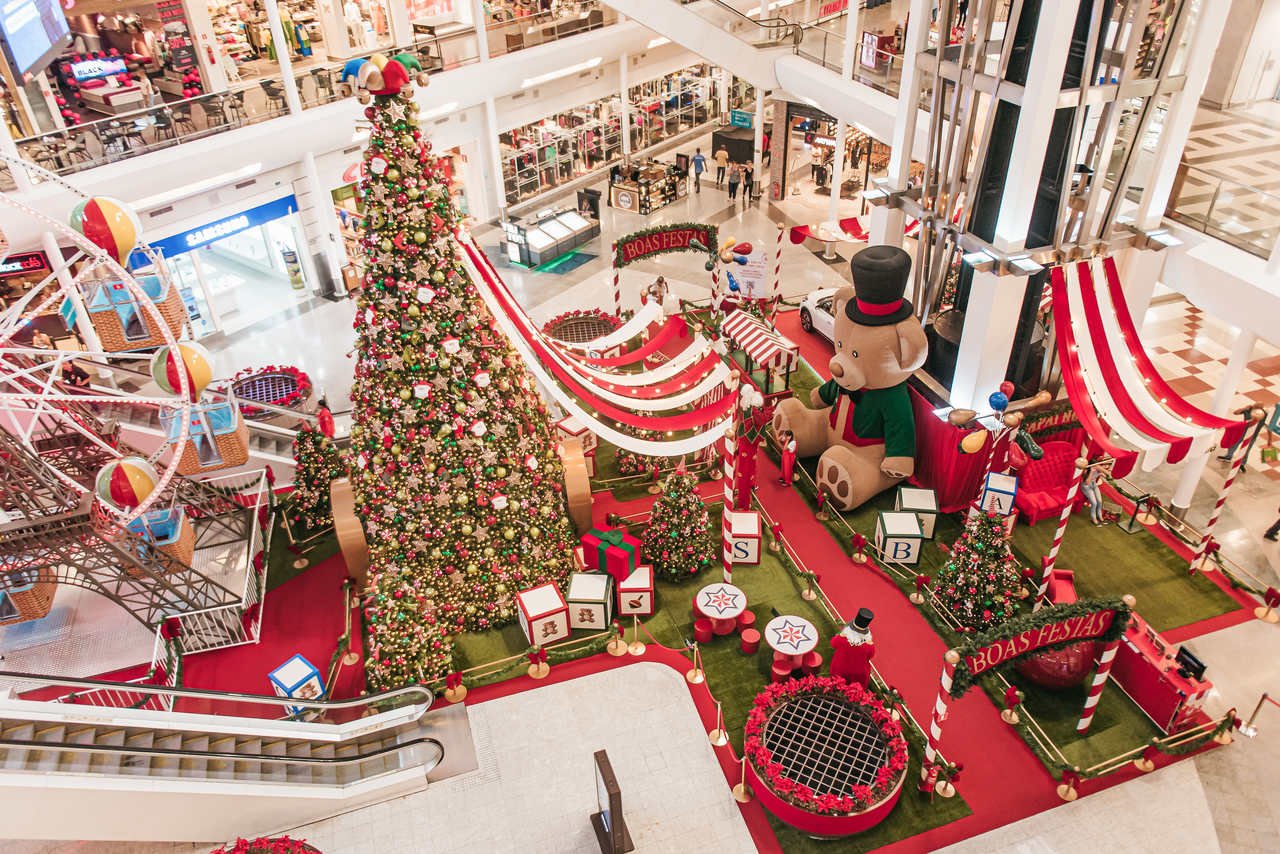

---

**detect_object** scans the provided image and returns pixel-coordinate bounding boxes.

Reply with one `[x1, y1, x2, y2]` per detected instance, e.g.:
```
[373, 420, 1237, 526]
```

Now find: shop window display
[500, 103, 623, 206]
[483, 1, 611, 57]
[627, 66, 717, 151]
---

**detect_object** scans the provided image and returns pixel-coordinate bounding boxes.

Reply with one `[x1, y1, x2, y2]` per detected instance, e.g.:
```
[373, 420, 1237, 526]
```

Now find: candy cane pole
[613, 245, 622, 316]
[770, 222, 784, 320]
[1077, 637, 1121, 734]
[710, 256, 721, 316]
[1035, 447, 1089, 612]
[722, 427, 736, 583]
[1192, 410, 1265, 573]
[923, 650, 960, 780]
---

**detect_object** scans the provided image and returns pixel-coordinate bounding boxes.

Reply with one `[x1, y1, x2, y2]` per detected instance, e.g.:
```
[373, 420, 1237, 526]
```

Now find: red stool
[801, 651, 824, 675]
[740, 628, 761, 654]
[770, 662, 793, 683]
[693, 618, 713, 644]
[736, 610, 756, 631]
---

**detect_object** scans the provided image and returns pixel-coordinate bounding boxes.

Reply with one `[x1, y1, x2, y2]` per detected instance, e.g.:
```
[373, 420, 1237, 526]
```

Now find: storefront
[608, 158, 687, 215]
[208, 0, 394, 78]
[134, 195, 311, 339]
[627, 66, 717, 151]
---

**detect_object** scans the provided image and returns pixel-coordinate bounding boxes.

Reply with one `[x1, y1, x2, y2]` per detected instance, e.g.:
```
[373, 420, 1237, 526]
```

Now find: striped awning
[721, 310, 799, 372]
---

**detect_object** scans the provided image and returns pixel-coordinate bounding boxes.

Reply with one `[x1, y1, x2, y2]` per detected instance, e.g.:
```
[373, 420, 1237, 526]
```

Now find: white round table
[696, 582, 747, 635]
[764, 614, 818, 665]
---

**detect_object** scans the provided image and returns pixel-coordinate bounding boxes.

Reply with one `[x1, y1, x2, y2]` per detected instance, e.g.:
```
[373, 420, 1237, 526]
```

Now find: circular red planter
[746, 754, 905, 837]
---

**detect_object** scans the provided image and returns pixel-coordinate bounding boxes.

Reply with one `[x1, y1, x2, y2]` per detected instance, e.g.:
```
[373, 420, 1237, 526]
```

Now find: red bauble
[1014, 641, 1099, 690]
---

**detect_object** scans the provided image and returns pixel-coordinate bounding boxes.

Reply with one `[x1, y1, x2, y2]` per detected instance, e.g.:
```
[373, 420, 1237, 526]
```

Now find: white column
[0, 118, 33, 193]
[42, 231, 102, 354]
[949, 269, 1022, 410]
[869, 0, 930, 245]
[387, 0, 413, 50]
[483, 97, 507, 221]
[473, 0, 491, 63]
[620, 53, 632, 157]
[992, 0, 1082, 252]
[1134, 0, 1231, 232]
[1171, 330, 1257, 511]
[1268, 232, 1280, 277]
[752, 87, 765, 191]
[184, 0, 230, 93]
[300, 150, 346, 295]
[719, 67, 731, 117]
[826, 120, 847, 223]
[265, 0, 303, 116]
[1113, 246, 1163, 333]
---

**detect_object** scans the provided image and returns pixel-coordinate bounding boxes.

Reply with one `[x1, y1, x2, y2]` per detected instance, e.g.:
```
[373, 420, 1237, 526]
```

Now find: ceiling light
[521, 57, 602, 89]
[420, 101, 459, 121]
[647, 37, 670, 48]
[130, 163, 263, 211]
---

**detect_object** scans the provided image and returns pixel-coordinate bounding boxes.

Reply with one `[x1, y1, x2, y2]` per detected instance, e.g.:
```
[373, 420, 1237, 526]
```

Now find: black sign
[0, 251, 51, 279]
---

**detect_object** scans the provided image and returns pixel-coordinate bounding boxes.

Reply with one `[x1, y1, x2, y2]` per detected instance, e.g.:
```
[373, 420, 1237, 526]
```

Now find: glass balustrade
[1166, 165, 1280, 260]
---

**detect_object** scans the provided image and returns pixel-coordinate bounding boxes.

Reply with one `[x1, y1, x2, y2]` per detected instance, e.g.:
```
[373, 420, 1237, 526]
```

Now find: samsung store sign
[132, 195, 298, 266]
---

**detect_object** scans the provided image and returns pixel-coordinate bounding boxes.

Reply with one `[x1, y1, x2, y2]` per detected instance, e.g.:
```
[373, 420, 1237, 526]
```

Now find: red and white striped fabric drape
[1076, 638, 1121, 734]
[1035, 440, 1089, 611]
[923, 652, 958, 777]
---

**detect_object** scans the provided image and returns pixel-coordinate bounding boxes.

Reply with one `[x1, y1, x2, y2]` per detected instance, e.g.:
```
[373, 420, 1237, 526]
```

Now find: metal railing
[484, 1, 615, 57]
[678, 0, 804, 48]
[1165, 164, 1280, 260]
[794, 26, 905, 97]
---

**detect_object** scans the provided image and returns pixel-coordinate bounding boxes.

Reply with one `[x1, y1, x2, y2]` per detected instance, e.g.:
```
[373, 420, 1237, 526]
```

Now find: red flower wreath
[743, 676, 909, 815]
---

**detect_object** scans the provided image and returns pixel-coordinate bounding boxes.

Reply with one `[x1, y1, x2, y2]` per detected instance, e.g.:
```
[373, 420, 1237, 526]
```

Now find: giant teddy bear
[773, 245, 927, 511]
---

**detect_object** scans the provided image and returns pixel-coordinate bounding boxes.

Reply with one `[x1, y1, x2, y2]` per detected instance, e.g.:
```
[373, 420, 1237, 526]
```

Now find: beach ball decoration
[96, 456, 159, 511]
[150, 342, 213, 401]
[69, 196, 141, 265]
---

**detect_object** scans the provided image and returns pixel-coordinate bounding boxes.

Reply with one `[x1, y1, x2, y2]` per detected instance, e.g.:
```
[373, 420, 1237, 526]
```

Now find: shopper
[30, 329, 53, 350]
[137, 73, 159, 108]
[714, 145, 729, 186]
[1266, 507, 1280, 541]
[727, 162, 741, 201]
[691, 147, 707, 193]
[742, 161, 754, 201]
[60, 360, 91, 389]
[1080, 457, 1112, 526]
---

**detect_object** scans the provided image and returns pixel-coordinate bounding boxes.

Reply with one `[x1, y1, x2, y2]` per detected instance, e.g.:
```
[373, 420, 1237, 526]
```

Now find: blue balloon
[732, 254, 749, 265]
[340, 58, 368, 83]
[727, 272, 741, 292]
[988, 391, 1009, 411]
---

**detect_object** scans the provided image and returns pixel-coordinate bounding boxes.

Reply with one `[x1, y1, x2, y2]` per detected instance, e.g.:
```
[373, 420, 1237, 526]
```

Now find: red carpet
[176, 554, 364, 717]
[773, 309, 834, 380]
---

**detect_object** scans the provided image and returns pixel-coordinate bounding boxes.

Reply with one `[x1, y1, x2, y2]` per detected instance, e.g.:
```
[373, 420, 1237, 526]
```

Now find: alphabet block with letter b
[875, 511, 923, 565]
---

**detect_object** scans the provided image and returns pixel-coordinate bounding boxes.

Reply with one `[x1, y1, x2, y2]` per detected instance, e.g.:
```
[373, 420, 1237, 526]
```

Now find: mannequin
[829, 607, 875, 688]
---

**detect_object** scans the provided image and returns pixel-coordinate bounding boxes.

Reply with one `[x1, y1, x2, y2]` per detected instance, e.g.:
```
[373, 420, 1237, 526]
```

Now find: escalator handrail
[0, 735, 444, 770]
[696, 0, 804, 47]
[0, 670, 433, 716]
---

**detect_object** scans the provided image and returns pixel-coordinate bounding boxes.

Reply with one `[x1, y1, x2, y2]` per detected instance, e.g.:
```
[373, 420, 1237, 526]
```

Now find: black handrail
[696, 0, 804, 47]
[0, 736, 444, 769]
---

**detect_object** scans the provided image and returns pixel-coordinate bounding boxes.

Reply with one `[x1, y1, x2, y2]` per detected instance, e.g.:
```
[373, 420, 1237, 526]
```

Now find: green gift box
[581, 527, 640, 583]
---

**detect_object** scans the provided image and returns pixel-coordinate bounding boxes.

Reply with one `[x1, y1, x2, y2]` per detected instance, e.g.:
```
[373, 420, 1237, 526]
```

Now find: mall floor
[10, 128, 1279, 853]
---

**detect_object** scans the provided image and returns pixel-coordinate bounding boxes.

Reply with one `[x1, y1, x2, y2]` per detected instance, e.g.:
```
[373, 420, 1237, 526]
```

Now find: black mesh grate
[543, 315, 620, 344]
[232, 373, 301, 405]
[763, 694, 889, 796]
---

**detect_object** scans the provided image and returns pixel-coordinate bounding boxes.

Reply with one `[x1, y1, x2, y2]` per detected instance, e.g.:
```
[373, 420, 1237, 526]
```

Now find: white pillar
[42, 231, 102, 354]
[1134, 0, 1231, 232]
[265, 0, 303, 116]
[719, 67, 731, 117]
[992, 0, 1082, 252]
[949, 269, 1022, 410]
[483, 97, 507, 221]
[473, 0, 491, 63]
[387, 0, 413, 50]
[620, 52, 631, 157]
[1113, 246, 1163, 333]
[869, 0, 930, 245]
[827, 120, 847, 222]
[1267, 232, 1280, 277]
[752, 87, 765, 189]
[1171, 330, 1257, 511]
[0, 118, 33, 193]
[300, 150, 346, 295]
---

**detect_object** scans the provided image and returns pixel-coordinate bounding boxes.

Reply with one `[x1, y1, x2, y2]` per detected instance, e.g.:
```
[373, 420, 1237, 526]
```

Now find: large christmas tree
[934, 511, 1023, 632]
[348, 59, 579, 688]
[641, 467, 716, 581]
[290, 422, 346, 530]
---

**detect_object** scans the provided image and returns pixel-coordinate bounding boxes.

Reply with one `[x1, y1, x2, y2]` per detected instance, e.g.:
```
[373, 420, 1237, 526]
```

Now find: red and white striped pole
[722, 425, 737, 583]
[1035, 446, 1090, 612]
[1076, 636, 1121, 734]
[923, 649, 960, 780]
[710, 256, 721, 317]
[1192, 410, 1264, 573]
[611, 242, 622, 317]
[770, 222, 784, 320]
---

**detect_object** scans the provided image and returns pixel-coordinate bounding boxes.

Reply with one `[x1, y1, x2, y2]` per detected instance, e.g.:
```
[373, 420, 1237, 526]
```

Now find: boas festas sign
[614, 224, 716, 267]
[963, 609, 1115, 677]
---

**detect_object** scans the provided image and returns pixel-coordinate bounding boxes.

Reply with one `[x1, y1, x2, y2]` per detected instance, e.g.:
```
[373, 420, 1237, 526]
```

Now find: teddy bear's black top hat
[845, 245, 914, 326]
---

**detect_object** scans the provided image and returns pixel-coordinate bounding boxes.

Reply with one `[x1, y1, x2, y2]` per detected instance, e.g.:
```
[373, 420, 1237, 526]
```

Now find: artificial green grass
[1014, 677, 1160, 772]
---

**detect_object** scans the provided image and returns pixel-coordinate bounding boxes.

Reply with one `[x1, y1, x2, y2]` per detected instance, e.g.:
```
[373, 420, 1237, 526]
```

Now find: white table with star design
[695, 582, 747, 636]
[764, 615, 818, 669]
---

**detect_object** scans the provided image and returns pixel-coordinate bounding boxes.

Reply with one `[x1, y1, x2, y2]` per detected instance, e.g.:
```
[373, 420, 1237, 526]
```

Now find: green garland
[948, 598, 1132, 698]
[613, 222, 718, 268]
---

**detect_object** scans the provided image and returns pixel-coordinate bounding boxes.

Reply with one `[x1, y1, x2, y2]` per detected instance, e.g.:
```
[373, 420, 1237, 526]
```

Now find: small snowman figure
[830, 607, 876, 688]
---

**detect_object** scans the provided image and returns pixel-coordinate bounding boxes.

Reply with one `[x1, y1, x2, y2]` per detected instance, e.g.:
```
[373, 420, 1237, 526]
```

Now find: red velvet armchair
[1014, 440, 1084, 525]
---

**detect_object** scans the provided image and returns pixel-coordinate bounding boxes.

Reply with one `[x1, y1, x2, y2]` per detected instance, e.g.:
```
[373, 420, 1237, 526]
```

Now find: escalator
[0, 671, 475, 842]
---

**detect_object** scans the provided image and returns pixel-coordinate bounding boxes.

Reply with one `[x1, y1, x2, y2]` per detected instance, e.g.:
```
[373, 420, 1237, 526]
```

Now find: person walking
[714, 145, 729, 187]
[742, 161, 754, 201]
[691, 147, 706, 193]
[727, 162, 741, 201]
[1080, 457, 1112, 525]
[1265, 505, 1280, 541]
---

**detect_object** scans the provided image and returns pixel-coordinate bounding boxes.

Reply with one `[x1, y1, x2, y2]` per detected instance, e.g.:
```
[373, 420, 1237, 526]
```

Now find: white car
[798, 287, 839, 343]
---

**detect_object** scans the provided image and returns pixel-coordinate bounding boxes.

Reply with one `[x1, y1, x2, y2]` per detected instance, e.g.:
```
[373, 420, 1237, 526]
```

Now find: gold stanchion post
[607, 622, 628, 656]
[732, 756, 751, 803]
[628, 615, 647, 656]
[708, 700, 729, 746]
[801, 572, 817, 601]
[686, 642, 705, 684]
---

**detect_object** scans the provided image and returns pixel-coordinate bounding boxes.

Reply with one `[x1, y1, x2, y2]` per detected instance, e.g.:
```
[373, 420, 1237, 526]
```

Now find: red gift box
[580, 526, 640, 584]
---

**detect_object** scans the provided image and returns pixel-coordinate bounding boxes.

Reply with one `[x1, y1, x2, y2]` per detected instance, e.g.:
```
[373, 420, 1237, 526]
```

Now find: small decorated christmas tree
[290, 422, 346, 530]
[934, 511, 1023, 631]
[642, 466, 717, 581]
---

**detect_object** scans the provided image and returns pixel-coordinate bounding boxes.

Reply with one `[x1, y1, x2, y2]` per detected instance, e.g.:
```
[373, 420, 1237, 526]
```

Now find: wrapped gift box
[618, 564, 655, 616]
[727, 510, 762, 565]
[979, 472, 1019, 516]
[516, 583, 570, 645]
[268, 654, 325, 718]
[581, 526, 640, 583]
[566, 572, 613, 630]
[875, 510, 923, 565]
[895, 486, 939, 538]
[556, 414, 598, 454]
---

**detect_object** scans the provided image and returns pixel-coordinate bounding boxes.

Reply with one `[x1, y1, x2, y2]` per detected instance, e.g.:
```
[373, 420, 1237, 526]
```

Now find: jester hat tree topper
[349, 52, 429, 103]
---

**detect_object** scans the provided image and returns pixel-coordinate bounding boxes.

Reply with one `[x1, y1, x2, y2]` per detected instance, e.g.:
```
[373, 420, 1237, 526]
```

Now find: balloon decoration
[717, 237, 749, 265]
[151, 341, 213, 401]
[96, 456, 159, 510]
[69, 196, 141, 265]
[353, 52, 430, 102]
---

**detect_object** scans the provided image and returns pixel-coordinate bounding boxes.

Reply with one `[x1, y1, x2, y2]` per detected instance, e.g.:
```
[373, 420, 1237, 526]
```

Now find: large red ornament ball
[1013, 641, 1099, 690]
